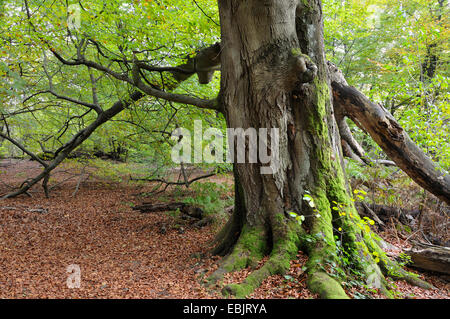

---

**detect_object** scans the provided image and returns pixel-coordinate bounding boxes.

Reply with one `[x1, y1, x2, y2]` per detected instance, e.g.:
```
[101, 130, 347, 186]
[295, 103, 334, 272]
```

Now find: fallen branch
[192, 215, 214, 228]
[130, 172, 216, 187]
[133, 202, 204, 219]
[374, 160, 396, 167]
[404, 241, 450, 276]
[0, 206, 18, 210]
[132, 201, 219, 229]
[27, 208, 48, 214]
[356, 202, 385, 226]
[0, 206, 48, 213]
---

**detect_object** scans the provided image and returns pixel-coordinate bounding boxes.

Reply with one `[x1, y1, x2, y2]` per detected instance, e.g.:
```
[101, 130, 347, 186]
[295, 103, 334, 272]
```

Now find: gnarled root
[222, 217, 304, 298]
[208, 188, 433, 298]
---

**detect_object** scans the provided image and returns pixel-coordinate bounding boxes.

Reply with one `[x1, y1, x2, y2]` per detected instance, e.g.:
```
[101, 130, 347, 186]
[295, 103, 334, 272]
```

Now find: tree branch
[1, 91, 144, 199]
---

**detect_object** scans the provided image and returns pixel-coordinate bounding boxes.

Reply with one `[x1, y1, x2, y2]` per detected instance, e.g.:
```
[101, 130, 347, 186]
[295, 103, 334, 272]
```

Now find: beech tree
[205, 0, 445, 298]
[1, 0, 449, 298]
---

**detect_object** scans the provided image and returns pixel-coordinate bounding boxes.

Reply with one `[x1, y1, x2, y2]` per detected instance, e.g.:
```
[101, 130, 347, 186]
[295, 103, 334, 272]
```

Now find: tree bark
[172, 44, 450, 204]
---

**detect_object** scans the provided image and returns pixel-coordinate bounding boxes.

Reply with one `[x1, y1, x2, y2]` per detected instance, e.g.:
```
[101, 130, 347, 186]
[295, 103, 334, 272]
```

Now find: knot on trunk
[290, 48, 317, 84]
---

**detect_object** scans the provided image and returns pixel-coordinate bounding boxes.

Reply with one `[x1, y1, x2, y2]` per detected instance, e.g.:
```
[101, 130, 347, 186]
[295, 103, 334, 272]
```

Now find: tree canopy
[0, 0, 448, 173]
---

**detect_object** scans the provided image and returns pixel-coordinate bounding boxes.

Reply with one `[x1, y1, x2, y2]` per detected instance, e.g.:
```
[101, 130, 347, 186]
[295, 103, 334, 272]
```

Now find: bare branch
[331, 81, 450, 204]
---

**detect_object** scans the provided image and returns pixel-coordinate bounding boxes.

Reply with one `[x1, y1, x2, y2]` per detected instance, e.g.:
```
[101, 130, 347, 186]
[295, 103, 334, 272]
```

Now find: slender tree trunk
[209, 0, 431, 298]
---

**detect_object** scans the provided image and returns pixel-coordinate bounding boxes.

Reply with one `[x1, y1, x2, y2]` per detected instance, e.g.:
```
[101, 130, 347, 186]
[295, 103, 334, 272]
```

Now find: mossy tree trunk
[208, 0, 431, 299]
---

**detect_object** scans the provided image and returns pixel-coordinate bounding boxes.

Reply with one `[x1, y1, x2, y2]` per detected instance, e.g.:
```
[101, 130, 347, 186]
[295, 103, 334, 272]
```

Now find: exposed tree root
[208, 184, 434, 299]
[302, 190, 352, 299]
[210, 170, 245, 257]
[221, 217, 304, 298]
[307, 272, 349, 299]
[367, 237, 434, 290]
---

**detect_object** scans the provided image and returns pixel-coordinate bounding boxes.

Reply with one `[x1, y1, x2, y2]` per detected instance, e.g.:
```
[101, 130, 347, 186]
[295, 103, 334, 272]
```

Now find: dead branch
[355, 202, 420, 227]
[404, 241, 450, 276]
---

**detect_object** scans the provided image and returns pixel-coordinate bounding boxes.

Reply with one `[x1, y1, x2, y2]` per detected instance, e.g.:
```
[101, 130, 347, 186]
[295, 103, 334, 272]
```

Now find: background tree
[323, 0, 449, 169]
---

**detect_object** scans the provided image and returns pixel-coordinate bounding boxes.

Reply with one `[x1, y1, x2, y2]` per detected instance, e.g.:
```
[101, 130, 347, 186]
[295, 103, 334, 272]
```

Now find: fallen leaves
[0, 159, 448, 299]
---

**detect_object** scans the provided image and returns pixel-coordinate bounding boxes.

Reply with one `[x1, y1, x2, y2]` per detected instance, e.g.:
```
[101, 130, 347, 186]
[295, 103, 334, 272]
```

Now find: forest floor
[0, 159, 448, 299]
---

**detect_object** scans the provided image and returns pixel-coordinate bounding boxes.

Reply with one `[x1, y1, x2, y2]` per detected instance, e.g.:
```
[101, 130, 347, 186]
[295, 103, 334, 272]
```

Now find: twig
[361, 202, 385, 226]
[390, 217, 402, 246]
[72, 173, 90, 197]
[27, 208, 48, 214]
[48, 173, 82, 191]
[192, 0, 220, 26]
[0, 179, 15, 190]
[180, 162, 189, 188]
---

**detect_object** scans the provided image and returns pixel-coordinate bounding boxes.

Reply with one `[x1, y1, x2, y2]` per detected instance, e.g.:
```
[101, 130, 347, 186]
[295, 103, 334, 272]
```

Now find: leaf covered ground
[0, 159, 448, 299]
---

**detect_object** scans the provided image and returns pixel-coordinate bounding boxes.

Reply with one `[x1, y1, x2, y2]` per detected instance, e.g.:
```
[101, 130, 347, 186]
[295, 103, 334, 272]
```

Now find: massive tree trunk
[208, 0, 431, 299]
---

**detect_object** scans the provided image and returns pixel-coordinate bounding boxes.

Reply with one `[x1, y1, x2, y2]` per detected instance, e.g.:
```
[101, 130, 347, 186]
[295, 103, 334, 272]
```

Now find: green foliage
[0, 144, 8, 158]
[63, 157, 149, 184]
[345, 159, 370, 182]
[345, 157, 432, 208]
[288, 211, 305, 225]
[182, 181, 233, 216]
[397, 252, 413, 267]
[288, 191, 323, 225]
